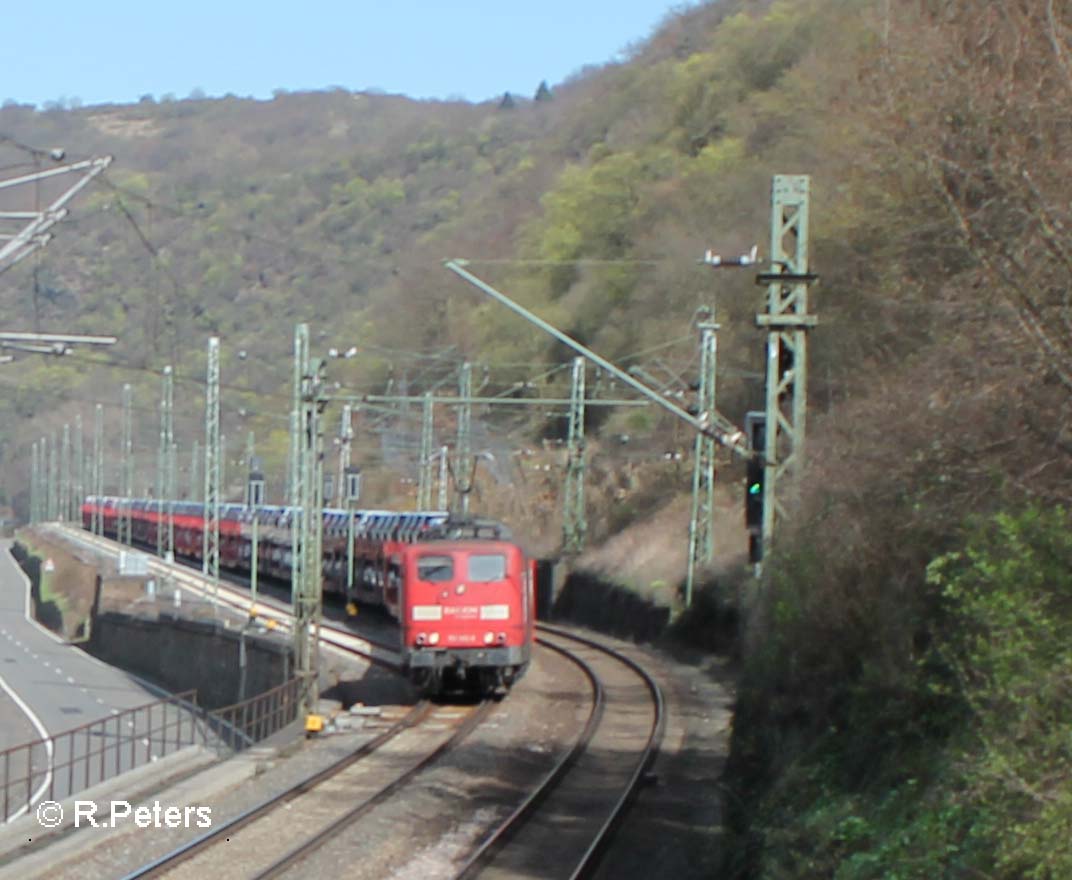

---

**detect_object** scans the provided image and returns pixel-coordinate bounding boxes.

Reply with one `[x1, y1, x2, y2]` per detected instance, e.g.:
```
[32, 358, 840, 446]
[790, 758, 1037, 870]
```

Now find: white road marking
[0, 674, 53, 821]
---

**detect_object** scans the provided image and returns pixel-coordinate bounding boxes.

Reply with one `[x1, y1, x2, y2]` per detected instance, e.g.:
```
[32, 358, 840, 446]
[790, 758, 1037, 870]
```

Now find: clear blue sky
[4, 1, 696, 108]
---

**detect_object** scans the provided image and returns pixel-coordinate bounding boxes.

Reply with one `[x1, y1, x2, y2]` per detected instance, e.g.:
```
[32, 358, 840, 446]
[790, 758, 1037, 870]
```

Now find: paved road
[0, 542, 197, 821]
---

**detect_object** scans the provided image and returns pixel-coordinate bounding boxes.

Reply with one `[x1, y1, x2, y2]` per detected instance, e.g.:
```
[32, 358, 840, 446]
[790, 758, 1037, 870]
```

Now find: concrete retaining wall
[87, 612, 292, 709]
[549, 567, 672, 643]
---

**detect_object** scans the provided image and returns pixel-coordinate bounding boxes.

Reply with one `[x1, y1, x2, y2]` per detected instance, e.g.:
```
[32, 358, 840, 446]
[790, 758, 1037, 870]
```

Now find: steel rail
[541, 624, 667, 880]
[452, 624, 664, 880]
[118, 700, 434, 880]
[452, 629, 609, 879]
[252, 699, 496, 880]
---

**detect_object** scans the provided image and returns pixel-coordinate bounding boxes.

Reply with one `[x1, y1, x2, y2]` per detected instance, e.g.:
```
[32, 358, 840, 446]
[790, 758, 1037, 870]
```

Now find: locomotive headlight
[428, 632, 440, 646]
[455, 583, 466, 595]
[483, 632, 495, 645]
[416, 633, 426, 646]
[497, 632, 507, 644]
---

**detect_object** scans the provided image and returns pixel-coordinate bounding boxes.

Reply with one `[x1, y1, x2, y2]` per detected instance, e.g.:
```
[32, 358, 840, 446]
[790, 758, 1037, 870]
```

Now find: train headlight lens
[428, 632, 440, 646]
[416, 633, 426, 646]
[497, 632, 507, 644]
[483, 632, 495, 645]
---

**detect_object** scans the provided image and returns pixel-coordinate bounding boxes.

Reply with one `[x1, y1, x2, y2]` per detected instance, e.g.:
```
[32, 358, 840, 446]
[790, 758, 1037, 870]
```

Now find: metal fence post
[67, 731, 74, 798]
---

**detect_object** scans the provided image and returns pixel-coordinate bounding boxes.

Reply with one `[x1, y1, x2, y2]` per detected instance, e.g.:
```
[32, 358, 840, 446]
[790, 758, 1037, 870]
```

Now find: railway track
[444, 622, 665, 880]
[120, 700, 493, 880]
[44, 525, 667, 879]
[40, 526, 504, 880]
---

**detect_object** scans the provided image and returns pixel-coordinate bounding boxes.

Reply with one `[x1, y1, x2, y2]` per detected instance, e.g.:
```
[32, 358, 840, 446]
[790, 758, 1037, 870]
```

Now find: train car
[80, 495, 533, 694]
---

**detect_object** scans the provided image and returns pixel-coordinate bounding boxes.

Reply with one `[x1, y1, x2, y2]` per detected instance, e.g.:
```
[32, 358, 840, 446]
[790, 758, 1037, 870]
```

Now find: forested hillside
[2, 0, 1071, 875]
[0, 0, 839, 549]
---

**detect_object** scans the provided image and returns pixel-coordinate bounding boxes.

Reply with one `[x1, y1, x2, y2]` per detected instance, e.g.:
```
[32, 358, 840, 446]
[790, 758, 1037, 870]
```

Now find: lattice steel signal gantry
[455, 362, 474, 515]
[685, 312, 718, 603]
[417, 391, 435, 509]
[120, 385, 133, 543]
[295, 337, 326, 719]
[756, 174, 817, 561]
[93, 405, 103, 534]
[290, 324, 310, 599]
[563, 357, 587, 555]
[202, 338, 221, 590]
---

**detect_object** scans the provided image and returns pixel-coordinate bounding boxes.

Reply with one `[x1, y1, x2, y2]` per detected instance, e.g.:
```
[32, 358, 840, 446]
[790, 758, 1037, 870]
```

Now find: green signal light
[748, 482, 761, 495]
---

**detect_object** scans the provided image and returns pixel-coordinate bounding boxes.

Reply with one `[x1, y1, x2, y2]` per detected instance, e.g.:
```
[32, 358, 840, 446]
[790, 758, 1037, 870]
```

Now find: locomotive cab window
[468, 554, 507, 582]
[417, 555, 454, 582]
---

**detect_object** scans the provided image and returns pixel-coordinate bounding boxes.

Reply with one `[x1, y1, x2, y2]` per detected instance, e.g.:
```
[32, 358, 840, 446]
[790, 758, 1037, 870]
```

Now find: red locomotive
[81, 496, 534, 694]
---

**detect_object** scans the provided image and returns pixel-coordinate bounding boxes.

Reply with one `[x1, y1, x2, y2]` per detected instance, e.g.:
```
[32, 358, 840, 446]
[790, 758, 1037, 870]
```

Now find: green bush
[927, 507, 1072, 880]
[728, 507, 1072, 879]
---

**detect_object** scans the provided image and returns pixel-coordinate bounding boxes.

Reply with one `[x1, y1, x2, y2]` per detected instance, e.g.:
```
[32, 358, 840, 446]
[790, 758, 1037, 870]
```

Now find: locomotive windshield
[468, 554, 507, 582]
[417, 555, 454, 582]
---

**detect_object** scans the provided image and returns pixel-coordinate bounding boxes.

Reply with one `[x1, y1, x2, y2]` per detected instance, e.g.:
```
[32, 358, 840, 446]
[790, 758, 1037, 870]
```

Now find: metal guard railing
[1, 677, 302, 823]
